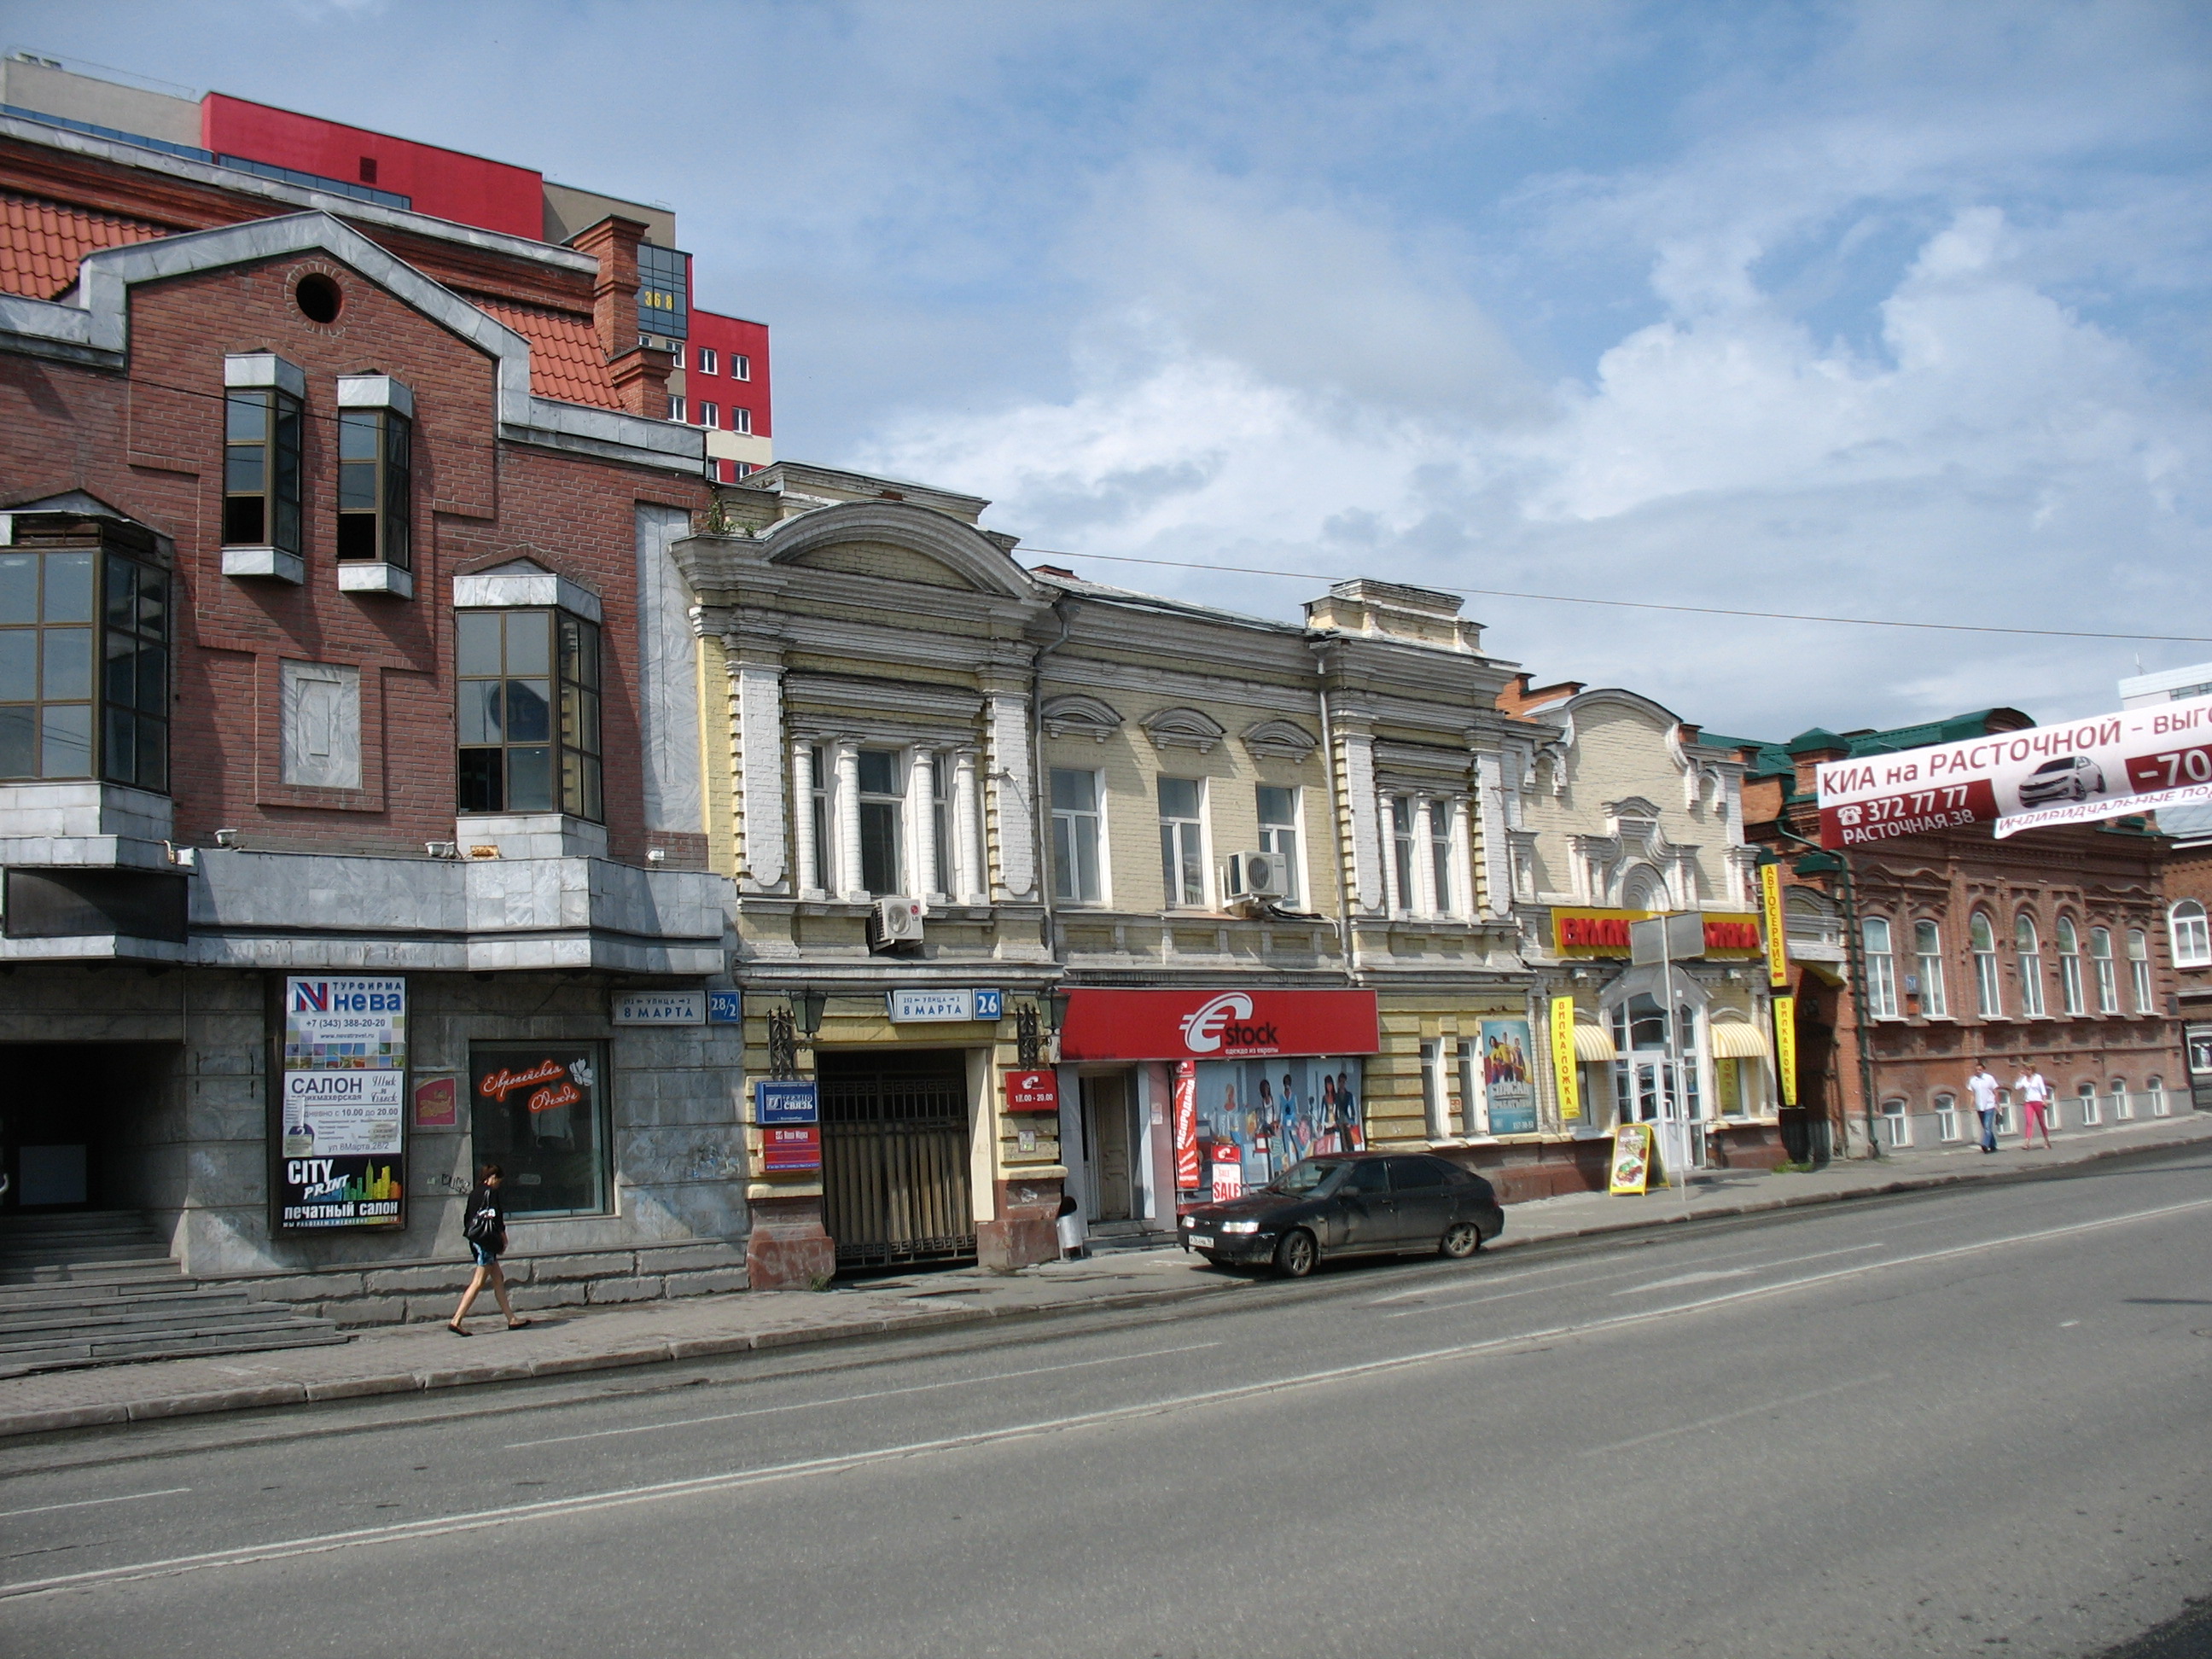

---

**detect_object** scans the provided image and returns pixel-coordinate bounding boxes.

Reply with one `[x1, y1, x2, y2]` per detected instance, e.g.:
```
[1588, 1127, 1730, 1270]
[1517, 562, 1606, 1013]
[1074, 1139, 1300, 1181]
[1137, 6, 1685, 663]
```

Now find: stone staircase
[0, 1211, 346, 1377]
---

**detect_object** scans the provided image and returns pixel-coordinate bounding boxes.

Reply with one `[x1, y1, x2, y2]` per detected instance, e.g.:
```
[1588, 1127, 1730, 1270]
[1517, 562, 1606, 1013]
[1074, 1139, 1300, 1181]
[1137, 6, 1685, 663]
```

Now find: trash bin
[1054, 1192, 1088, 1260]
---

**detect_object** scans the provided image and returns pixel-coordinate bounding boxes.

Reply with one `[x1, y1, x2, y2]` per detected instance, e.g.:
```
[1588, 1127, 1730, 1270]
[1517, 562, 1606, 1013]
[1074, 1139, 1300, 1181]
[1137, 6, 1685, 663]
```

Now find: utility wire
[1023, 549, 2212, 645]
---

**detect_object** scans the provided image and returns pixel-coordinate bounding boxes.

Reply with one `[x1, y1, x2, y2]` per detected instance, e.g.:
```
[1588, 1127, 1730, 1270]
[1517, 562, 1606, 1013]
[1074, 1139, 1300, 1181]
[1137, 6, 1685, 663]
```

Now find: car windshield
[1267, 1159, 1344, 1196]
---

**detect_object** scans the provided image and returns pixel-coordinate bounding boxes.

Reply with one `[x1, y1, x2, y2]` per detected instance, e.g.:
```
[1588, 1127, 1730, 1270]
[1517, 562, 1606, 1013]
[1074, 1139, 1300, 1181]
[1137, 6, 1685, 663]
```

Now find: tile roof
[469, 296, 623, 410]
[0, 192, 173, 300]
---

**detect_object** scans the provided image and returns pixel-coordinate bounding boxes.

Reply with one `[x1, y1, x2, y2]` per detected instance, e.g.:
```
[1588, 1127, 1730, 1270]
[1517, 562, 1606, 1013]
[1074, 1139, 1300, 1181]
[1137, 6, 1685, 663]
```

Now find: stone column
[791, 740, 818, 896]
[1413, 796, 1440, 917]
[832, 738, 864, 899]
[1378, 791, 1402, 915]
[953, 747, 985, 905]
[910, 748, 940, 901]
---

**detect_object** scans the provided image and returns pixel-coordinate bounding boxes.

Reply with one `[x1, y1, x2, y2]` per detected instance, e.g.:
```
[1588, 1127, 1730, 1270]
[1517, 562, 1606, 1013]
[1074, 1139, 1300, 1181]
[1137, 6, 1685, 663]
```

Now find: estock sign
[1817, 693, 2212, 848]
[1058, 989, 1379, 1062]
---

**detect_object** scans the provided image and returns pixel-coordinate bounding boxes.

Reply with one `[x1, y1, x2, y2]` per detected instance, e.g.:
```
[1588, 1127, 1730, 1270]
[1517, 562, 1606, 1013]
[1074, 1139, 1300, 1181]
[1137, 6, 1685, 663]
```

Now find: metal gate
[818, 1051, 975, 1270]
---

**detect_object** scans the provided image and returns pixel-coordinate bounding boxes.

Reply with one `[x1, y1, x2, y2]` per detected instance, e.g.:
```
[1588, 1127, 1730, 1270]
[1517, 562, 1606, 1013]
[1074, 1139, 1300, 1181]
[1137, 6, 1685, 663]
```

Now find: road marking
[0, 1487, 190, 1521]
[10, 1195, 2208, 1603]
[1368, 1256, 1592, 1303]
[1579, 1377, 1889, 1456]
[1391, 1241, 1889, 1318]
[503, 1342, 1225, 1450]
[2061, 1320, 2081, 1328]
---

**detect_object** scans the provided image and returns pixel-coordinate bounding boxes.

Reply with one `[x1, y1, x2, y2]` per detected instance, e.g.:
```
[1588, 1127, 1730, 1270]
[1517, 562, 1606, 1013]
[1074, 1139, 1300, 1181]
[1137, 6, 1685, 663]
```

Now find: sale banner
[1550, 996, 1581, 1123]
[1814, 693, 2212, 847]
[1173, 1061, 1200, 1190]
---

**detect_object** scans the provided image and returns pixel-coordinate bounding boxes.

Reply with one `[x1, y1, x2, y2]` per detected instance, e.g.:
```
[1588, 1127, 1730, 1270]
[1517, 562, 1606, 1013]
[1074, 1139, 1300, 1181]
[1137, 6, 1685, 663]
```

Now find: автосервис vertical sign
[276, 976, 406, 1232]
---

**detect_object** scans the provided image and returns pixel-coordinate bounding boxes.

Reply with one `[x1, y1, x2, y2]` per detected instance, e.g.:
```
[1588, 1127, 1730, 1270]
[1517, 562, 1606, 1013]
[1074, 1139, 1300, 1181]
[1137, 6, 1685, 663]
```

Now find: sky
[11, 0, 2212, 737]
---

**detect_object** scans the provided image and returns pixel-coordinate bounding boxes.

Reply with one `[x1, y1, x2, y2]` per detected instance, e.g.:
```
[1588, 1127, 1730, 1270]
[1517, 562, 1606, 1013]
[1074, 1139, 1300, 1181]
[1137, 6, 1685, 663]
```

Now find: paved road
[3, 1147, 2209, 1659]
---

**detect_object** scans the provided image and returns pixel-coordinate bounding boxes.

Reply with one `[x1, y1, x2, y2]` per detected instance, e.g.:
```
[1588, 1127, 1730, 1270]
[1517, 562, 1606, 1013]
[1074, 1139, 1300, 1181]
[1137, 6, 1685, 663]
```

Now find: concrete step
[0, 1277, 210, 1313]
[0, 1321, 349, 1377]
[0, 1289, 279, 1341]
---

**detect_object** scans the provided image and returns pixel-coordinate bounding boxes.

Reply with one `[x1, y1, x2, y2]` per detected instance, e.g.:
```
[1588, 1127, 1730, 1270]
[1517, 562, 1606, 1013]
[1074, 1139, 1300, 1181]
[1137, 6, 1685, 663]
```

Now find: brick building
[1723, 713, 2186, 1158]
[0, 99, 756, 1312]
[2120, 660, 2212, 1109]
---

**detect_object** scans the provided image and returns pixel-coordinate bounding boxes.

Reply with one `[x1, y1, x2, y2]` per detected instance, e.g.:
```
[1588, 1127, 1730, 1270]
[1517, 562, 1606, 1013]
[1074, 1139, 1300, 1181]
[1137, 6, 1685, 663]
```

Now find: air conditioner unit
[872, 894, 925, 947]
[1225, 850, 1289, 900]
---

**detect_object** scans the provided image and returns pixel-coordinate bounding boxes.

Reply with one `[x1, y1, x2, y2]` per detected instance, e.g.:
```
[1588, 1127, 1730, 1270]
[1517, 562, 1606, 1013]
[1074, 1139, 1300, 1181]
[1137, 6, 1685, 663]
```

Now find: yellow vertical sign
[1550, 994, 1581, 1122]
[1772, 993, 1798, 1106]
[1759, 861, 1790, 990]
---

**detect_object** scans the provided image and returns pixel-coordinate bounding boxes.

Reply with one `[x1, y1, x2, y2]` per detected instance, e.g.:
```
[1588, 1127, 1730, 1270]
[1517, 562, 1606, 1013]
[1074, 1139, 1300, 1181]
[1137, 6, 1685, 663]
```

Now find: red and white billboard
[1058, 988, 1379, 1061]
[1816, 693, 2212, 847]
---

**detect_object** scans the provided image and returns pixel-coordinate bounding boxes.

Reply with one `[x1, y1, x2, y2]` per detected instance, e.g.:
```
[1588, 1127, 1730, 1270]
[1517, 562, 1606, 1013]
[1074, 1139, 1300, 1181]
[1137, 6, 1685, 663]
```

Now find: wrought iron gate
[818, 1052, 975, 1270]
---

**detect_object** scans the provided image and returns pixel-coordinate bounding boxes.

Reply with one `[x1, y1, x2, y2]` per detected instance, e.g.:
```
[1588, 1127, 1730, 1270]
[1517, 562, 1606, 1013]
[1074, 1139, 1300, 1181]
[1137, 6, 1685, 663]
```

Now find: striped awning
[1709, 1021, 1773, 1060]
[1571, 1025, 1618, 1062]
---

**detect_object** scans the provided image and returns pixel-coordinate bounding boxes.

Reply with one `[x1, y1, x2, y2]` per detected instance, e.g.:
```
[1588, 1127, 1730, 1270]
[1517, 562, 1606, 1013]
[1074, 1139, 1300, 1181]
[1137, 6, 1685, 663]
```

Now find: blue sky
[11, 1, 2211, 736]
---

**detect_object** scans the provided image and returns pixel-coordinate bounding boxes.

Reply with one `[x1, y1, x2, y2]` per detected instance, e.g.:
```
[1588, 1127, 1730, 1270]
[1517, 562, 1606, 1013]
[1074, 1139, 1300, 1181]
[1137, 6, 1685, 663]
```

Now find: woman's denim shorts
[470, 1241, 500, 1268]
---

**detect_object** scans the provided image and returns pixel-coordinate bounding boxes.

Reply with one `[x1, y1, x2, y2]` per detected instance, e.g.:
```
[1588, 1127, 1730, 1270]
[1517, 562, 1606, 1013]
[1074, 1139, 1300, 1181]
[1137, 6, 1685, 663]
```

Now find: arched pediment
[1605, 796, 1662, 822]
[754, 501, 1039, 598]
[1042, 694, 1124, 742]
[1243, 719, 1319, 761]
[1143, 707, 1227, 754]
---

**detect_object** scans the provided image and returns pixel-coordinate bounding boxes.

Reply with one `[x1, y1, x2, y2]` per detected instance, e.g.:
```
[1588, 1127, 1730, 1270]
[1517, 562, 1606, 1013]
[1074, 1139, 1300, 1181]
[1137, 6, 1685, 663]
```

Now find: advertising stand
[273, 975, 408, 1233]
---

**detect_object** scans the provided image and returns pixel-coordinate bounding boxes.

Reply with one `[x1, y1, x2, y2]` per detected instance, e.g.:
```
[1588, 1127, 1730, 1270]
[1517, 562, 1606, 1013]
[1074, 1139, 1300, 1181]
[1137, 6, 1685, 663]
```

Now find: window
[1421, 1040, 1447, 1139]
[1430, 800, 1454, 916]
[2056, 917, 2084, 1016]
[2015, 914, 2046, 1018]
[808, 744, 830, 894]
[696, 403, 719, 429]
[2091, 927, 2119, 1013]
[1255, 784, 1301, 906]
[733, 406, 753, 434]
[1863, 917, 1900, 1019]
[2128, 928, 2153, 1012]
[637, 242, 690, 340]
[1880, 1097, 1911, 1149]
[2110, 1077, 2132, 1121]
[696, 347, 717, 375]
[1457, 1039, 1481, 1136]
[733, 354, 752, 381]
[931, 753, 953, 899]
[335, 407, 411, 568]
[857, 748, 903, 895]
[0, 542, 169, 789]
[1158, 777, 1206, 907]
[2147, 1075, 2168, 1117]
[1935, 1091, 1961, 1143]
[468, 1042, 611, 1216]
[1389, 796, 1416, 912]
[224, 387, 302, 553]
[1914, 921, 1948, 1017]
[2171, 900, 2210, 969]
[2077, 1080, 2101, 1126]
[666, 395, 685, 424]
[1051, 768, 1103, 905]
[1970, 911, 2003, 1018]
[456, 609, 602, 820]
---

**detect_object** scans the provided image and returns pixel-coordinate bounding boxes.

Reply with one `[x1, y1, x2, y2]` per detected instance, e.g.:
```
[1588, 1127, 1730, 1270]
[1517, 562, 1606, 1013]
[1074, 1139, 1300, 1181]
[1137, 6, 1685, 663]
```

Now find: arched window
[2056, 917, 2084, 1016]
[1862, 917, 1900, 1019]
[2109, 1078, 2128, 1124]
[1879, 1096, 1911, 1149]
[2170, 901, 2210, 969]
[1970, 911, 2002, 1018]
[2147, 1075, 2168, 1118]
[2077, 1078, 2101, 1126]
[1913, 920, 1948, 1017]
[2015, 913, 2046, 1018]
[2128, 928, 2154, 1013]
[1934, 1091, 1961, 1142]
[2090, 927, 2119, 1013]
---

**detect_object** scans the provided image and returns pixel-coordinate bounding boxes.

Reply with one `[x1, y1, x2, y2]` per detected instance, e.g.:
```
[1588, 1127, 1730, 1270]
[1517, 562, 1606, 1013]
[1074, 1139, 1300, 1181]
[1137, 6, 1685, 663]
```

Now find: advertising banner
[1758, 862, 1790, 989]
[1814, 692, 2212, 847]
[761, 1125, 822, 1171]
[1059, 989, 1378, 1062]
[1551, 909, 1763, 958]
[1550, 996, 1582, 1123]
[277, 975, 406, 1232]
[1173, 1061, 1200, 1190]
[1004, 1069, 1060, 1112]
[1478, 1019, 1540, 1135]
[754, 1080, 819, 1124]
[1772, 994, 1798, 1107]
[1185, 1056, 1365, 1200]
[1609, 1122, 1655, 1196]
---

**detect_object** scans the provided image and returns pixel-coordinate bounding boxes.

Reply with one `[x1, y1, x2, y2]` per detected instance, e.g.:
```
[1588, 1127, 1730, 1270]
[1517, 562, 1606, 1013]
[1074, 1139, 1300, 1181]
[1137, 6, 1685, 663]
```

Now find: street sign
[886, 988, 1001, 1022]
[707, 989, 742, 1024]
[613, 990, 706, 1025]
[1629, 911, 1706, 966]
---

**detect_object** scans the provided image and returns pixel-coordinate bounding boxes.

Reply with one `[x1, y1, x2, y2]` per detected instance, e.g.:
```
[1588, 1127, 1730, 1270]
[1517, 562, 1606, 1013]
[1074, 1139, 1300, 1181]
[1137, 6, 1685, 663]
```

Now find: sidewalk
[3, 1113, 2205, 1441]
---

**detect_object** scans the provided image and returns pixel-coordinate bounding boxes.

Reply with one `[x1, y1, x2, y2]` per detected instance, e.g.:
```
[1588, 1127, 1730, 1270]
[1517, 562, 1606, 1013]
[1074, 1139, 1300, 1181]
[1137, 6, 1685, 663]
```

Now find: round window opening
[295, 273, 343, 323]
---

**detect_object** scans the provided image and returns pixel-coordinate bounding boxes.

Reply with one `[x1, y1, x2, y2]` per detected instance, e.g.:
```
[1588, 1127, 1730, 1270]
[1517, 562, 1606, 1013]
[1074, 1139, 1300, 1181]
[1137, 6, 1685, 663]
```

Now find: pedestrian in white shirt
[2014, 1062, 2056, 1150]
[1965, 1061, 2002, 1154]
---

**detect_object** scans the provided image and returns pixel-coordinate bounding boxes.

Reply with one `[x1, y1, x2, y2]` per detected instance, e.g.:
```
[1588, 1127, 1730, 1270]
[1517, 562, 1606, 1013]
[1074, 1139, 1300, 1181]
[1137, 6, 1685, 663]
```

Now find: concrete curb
[2, 1121, 2201, 1441]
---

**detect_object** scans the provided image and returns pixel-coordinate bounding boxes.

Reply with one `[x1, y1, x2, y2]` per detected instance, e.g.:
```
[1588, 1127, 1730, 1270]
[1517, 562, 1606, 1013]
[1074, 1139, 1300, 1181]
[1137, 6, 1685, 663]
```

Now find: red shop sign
[760, 1125, 821, 1172]
[1059, 989, 1380, 1062]
[1004, 1069, 1060, 1112]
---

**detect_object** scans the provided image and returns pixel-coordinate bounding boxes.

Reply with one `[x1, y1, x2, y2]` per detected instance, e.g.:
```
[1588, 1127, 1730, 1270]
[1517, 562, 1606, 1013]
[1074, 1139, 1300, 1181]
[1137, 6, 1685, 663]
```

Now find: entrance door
[1080, 1074, 1133, 1223]
[818, 1051, 975, 1271]
[0, 1043, 177, 1210]
[1625, 1059, 1694, 1187]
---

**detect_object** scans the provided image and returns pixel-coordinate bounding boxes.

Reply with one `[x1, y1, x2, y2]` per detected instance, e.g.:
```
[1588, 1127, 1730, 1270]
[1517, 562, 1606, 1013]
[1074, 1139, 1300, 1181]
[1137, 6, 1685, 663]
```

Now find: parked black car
[1179, 1152, 1505, 1278]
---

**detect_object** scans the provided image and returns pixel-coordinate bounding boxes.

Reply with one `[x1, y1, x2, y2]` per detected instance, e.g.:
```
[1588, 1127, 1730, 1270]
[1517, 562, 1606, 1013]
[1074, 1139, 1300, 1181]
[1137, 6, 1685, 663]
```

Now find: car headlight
[1179, 1215, 1196, 1227]
[1221, 1220, 1261, 1234]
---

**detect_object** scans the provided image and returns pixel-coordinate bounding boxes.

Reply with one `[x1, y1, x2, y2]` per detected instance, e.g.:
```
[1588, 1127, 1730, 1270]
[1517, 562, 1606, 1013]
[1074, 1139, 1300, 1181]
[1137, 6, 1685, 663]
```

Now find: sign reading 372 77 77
[1816, 693, 2212, 848]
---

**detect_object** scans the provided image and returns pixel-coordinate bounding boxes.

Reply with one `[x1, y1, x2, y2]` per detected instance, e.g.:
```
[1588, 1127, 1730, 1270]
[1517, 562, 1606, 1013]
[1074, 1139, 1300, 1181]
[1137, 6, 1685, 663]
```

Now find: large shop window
[335, 405, 411, 568]
[469, 1042, 612, 1217]
[456, 609, 602, 819]
[1051, 767, 1103, 904]
[0, 544, 169, 788]
[223, 387, 303, 555]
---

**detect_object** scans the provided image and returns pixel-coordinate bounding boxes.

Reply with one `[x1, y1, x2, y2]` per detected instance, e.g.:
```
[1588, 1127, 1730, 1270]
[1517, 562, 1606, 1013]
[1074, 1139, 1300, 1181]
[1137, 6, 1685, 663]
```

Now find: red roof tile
[0, 193, 174, 300]
[471, 296, 623, 410]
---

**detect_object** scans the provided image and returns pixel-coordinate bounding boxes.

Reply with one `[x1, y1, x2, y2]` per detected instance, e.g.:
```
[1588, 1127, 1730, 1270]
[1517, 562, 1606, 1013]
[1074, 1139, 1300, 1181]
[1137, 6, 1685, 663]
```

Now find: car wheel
[1440, 1220, 1482, 1260]
[1272, 1228, 1318, 1278]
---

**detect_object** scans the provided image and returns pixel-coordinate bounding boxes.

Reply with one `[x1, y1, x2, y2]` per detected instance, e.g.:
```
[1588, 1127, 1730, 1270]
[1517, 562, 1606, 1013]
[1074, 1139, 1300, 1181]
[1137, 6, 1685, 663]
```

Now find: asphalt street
[2, 1147, 2209, 1659]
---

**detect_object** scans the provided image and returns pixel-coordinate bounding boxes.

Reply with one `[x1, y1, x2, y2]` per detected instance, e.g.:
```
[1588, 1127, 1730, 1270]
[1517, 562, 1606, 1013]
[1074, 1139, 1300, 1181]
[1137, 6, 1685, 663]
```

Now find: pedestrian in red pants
[2013, 1061, 2055, 1150]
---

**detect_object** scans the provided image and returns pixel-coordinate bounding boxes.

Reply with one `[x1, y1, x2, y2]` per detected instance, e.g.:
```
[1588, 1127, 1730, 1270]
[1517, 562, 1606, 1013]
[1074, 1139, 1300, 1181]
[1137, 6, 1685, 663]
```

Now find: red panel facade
[1060, 989, 1381, 1062]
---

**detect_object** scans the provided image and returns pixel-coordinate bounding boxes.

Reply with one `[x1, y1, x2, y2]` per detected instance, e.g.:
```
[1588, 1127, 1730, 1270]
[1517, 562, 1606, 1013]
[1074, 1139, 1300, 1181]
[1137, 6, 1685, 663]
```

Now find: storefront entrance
[1078, 1073, 1137, 1225]
[1620, 1057, 1699, 1182]
[818, 1050, 975, 1271]
[0, 1043, 178, 1210]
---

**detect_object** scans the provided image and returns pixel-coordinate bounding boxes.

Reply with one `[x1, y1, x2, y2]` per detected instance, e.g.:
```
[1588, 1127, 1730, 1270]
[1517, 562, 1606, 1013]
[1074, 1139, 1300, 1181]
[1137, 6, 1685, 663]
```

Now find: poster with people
[1479, 1018, 1540, 1135]
[1186, 1056, 1365, 1201]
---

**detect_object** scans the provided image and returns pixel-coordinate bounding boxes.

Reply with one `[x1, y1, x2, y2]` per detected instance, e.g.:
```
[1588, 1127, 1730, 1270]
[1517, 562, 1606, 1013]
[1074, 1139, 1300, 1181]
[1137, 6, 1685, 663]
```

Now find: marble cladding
[0, 780, 173, 842]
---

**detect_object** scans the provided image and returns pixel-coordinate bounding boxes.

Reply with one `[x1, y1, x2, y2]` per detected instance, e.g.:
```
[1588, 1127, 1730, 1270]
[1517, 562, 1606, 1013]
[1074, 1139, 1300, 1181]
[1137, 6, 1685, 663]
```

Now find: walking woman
[448, 1162, 531, 1335]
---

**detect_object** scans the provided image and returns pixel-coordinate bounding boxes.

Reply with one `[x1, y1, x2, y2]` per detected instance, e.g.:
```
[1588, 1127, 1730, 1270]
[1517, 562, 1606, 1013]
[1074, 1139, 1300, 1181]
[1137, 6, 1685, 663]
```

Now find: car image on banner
[2015, 754, 2107, 808]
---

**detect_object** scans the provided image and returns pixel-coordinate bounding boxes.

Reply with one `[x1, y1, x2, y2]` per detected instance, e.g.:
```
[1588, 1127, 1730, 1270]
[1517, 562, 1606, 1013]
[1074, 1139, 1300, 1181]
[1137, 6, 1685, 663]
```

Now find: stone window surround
[791, 729, 986, 906]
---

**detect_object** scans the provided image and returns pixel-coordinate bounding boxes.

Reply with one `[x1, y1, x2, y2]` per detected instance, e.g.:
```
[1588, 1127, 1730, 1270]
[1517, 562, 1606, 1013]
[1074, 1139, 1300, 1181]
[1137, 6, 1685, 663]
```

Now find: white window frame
[1429, 799, 1455, 917]
[1051, 766, 1106, 905]
[1387, 795, 1417, 916]
[2091, 927, 2119, 1013]
[2015, 914, 2046, 1018]
[734, 406, 753, 434]
[1970, 911, 2003, 1019]
[1421, 1039, 1449, 1139]
[733, 354, 752, 381]
[1254, 783, 1304, 908]
[2172, 900, 2212, 968]
[696, 346, 717, 376]
[2147, 1075, 2169, 1117]
[1158, 777, 1208, 910]
[2077, 1080, 2101, 1126]
[2128, 928, 2154, 1012]
[1879, 1096, 1912, 1149]
[1935, 1091, 1961, 1143]
[1913, 920, 1949, 1018]
[1863, 917, 1900, 1020]
[855, 746, 905, 898]
[2056, 917, 2084, 1016]
[696, 402, 719, 429]
[1456, 1037, 1483, 1137]
[667, 394, 685, 423]
[2110, 1077, 2130, 1122]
